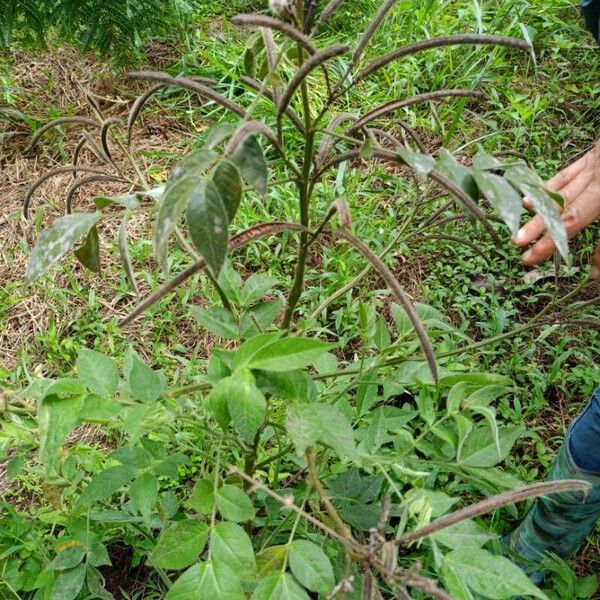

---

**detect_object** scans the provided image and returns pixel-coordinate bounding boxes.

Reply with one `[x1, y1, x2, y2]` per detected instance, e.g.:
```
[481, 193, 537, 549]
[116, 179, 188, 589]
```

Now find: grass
[1, 0, 599, 596]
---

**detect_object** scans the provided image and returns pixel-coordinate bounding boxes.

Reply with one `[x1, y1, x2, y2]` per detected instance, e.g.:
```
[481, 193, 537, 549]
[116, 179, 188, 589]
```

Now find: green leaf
[459, 425, 524, 468]
[166, 561, 245, 600]
[125, 348, 166, 402]
[38, 393, 84, 472]
[256, 545, 288, 576]
[74, 224, 101, 272]
[78, 465, 138, 506]
[232, 135, 268, 194]
[94, 193, 140, 210]
[430, 519, 494, 549]
[212, 160, 242, 222]
[26, 212, 101, 281]
[47, 546, 86, 571]
[130, 473, 158, 520]
[254, 369, 317, 403]
[148, 519, 208, 570]
[211, 522, 257, 580]
[227, 369, 267, 444]
[240, 273, 278, 306]
[76, 348, 119, 396]
[50, 563, 86, 600]
[436, 148, 478, 199]
[233, 332, 282, 371]
[190, 305, 239, 340]
[155, 175, 202, 274]
[206, 376, 233, 429]
[239, 300, 283, 338]
[289, 540, 335, 596]
[285, 402, 324, 456]
[252, 572, 310, 600]
[506, 164, 568, 259]
[80, 394, 121, 424]
[215, 485, 255, 522]
[186, 478, 215, 515]
[472, 169, 523, 236]
[186, 179, 229, 276]
[240, 337, 332, 372]
[397, 146, 435, 177]
[444, 547, 548, 599]
[441, 563, 475, 600]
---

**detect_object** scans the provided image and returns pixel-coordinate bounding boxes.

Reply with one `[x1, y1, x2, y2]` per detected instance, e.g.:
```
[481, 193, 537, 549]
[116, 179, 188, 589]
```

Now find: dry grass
[0, 46, 218, 373]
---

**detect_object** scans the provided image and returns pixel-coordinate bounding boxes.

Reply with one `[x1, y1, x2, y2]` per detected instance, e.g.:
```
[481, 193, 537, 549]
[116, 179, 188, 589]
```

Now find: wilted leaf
[186, 180, 229, 276]
[74, 224, 101, 272]
[26, 212, 101, 281]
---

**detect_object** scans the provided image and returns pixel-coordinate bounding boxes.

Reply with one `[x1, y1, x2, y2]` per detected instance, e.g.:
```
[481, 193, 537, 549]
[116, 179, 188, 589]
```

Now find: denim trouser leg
[569, 388, 600, 473]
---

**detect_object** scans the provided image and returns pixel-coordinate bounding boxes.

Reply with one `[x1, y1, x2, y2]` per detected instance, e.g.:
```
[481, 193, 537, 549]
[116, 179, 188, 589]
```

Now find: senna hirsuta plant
[16, 1, 590, 599]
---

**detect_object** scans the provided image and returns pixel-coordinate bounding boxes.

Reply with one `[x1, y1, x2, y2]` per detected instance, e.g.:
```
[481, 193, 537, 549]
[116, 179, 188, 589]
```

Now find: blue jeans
[582, 0, 600, 43]
[568, 388, 600, 474]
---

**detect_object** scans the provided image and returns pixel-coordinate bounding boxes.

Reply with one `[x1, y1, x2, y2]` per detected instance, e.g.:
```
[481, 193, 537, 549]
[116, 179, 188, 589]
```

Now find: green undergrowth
[1, 0, 599, 598]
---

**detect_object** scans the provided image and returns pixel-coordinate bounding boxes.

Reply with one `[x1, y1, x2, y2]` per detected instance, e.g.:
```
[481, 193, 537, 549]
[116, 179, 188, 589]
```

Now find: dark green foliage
[0, 0, 188, 64]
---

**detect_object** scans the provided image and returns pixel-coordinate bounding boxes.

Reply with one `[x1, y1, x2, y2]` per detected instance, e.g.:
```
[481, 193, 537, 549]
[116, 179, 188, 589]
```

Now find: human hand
[512, 141, 600, 279]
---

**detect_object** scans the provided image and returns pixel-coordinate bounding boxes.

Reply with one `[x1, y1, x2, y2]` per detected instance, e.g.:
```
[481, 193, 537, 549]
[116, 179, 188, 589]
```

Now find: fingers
[513, 213, 545, 247]
[592, 241, 600, 280]
[546, 152, 589, 191]
[521, 232, 557, 265]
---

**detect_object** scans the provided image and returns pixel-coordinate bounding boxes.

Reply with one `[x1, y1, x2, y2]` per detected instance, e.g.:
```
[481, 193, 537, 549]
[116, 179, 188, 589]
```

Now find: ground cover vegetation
[0, 0, 599, 598]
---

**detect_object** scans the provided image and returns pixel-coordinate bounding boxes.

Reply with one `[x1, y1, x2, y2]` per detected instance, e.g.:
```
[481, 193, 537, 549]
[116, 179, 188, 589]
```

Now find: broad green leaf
[78, 465, 138, 506]
[241, 337, 332, 372]
[47, 546, 86, 570]
[130, 473, 158, 520]
[471, 405, 501, 460]
[506, 164, 568, 259]
[436, 148, 478, 199]
[213, 160, 242, 222]
[165, 561, 244, 600]
[76, 348, 119, 396]
[148, 519, 208, 570]
[459, 425, 524, 468]
[252, 572, 310, 600]
[240, 273, 278, 306]
[226, 369, 267, 444]
[74, 224, 101, 272]
[125, 349, 166, 403]
[289, 540, 335, 596]
[255, 369, 317, 403]
[444, 547, 548, 599]
[285, 402, 324, 456]
[186, 478, 215, 514]
[232, 332, 282, 371]
[80, 394, 121, 423]
[155, 175, 202, 274]
[190, 305, 239, 340]
[186, 179, 229, 276]
[472, 169, 523, 236]
[110, 446, 154, 469]
[86, 565, 116, 600]
[397, 146, 435, 177]
[217, 260, 244, 304]
[38, 392, 84, 472]
[239, 300, 283, 338]
[206, 376, 233, 429]
[430, 519, 494, 549]
[232, 135, 268, 194]
[211, 522, 256, 580]
[256, 545, 287, 576]
[215, 485, 255, 522]
[50, 563, 86, 600]
[441, 563, 475, 600]
[455, 414, 474, 462]
[26, 212, 101, 281]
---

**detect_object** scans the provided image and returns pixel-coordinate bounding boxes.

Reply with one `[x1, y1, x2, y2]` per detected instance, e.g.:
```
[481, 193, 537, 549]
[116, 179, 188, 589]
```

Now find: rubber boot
[507, 438, 600, 584]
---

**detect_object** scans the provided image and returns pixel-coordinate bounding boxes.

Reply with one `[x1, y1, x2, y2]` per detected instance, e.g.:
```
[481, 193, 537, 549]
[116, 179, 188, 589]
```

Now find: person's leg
[582, 0, 600, 44]
[508, 388, 600, 583]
